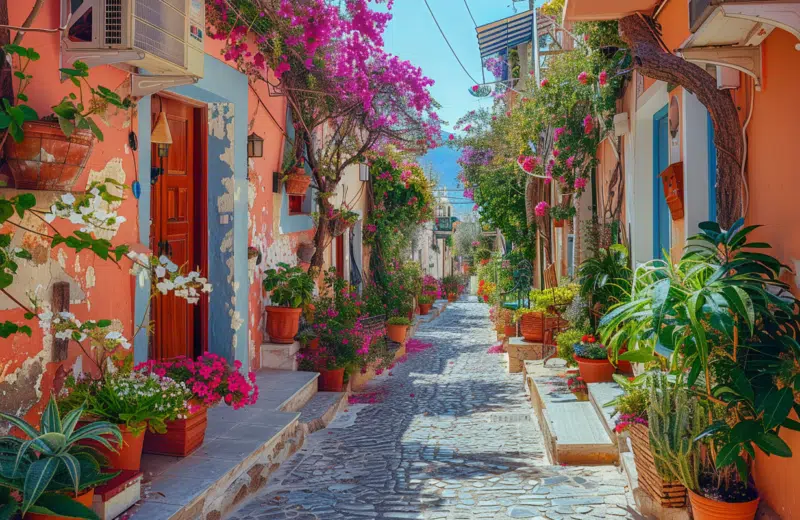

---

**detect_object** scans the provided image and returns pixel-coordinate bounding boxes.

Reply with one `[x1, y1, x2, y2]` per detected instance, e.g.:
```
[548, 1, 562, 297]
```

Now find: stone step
[255, 369, 320, 412]
[260, 341, 301, 371]
[529, 375, 618, 466]
[587, 381, 625, 442]
[298, 391, 348, 434]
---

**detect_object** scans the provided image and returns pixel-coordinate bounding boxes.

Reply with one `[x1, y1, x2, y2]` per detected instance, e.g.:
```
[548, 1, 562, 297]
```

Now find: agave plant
[0, 395, 120, 518]
[599, 220, 800, 487]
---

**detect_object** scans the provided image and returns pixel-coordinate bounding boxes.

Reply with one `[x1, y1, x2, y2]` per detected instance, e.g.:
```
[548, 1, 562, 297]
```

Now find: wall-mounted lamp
[358, 163, 369, 182]
[248, 132, 264, 158]
[151, 112, 173, 158]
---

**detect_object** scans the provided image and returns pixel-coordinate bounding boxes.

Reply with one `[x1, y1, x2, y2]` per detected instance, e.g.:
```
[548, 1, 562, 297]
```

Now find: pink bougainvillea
[578, 71, 589, 85]
[598, 70, 608, 87]
[583, 114, 594, 134]
[535, 201, 549, 217]
[574, 177, 588, 190]
[539, 78, 549, 88]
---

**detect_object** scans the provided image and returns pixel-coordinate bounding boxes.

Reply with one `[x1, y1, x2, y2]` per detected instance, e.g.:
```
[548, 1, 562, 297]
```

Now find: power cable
[463, 0, 478, 27]
[422, 0, 481, 85]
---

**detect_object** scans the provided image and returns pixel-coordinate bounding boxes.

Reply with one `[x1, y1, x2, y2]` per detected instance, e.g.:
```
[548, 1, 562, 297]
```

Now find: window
[288, 195, 305, 215]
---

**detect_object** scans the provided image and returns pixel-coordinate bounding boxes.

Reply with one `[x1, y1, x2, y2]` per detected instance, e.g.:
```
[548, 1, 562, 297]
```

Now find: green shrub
[387, 316, 411, 326]
[555, 328, 585, 367]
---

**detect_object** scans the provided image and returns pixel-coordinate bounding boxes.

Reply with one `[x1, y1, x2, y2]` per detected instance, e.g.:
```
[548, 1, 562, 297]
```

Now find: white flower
[38, 311, 53, 323]
[115, 215, 127, 225]
[154, 266, 166, 278]
[68, 213, 85, 225]
[159, 255, 170, 265]
[202, 283, 213, 293]
[58, 311, 76, 320]
[43, 213, 56, 223]
[166, 261, 178, 273]
[156, 280, 174, 294]
[55, 330, 72, 340]
[105, 331, 122, 340]
[90, 187, 100, 196]
[61, 194, 76, 204]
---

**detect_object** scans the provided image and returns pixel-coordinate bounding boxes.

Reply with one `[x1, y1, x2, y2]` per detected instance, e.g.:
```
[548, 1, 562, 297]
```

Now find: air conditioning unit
[61, 0, 204, 95]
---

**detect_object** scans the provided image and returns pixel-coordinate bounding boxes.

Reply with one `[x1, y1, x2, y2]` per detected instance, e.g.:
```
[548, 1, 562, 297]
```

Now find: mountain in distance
[417, 135, 470, 215]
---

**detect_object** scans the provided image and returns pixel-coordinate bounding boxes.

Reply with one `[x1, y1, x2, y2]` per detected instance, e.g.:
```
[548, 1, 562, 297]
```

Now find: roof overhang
[476, 10, 555, 59]
[563, 0, 660, 23]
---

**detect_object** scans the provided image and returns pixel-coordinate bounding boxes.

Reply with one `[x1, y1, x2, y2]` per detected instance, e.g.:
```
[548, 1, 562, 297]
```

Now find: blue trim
[280, 109, 314, 233]
[653, 104, 669, 259]
[707, 112, 717, 221]
[134, 55, 250, 371]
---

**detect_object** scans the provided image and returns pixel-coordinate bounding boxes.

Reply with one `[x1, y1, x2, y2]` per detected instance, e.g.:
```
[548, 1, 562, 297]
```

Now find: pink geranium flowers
[577, 71, 589, 85]
[535, 201, 549, 217]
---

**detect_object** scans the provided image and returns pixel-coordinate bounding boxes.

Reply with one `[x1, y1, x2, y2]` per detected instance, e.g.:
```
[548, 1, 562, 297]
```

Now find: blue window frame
[653, 105, 671, 259]
[707, 112, 717, 221]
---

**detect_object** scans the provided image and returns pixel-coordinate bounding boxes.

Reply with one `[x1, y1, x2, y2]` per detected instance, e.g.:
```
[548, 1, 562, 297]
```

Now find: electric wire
[422, 0, 481, 85]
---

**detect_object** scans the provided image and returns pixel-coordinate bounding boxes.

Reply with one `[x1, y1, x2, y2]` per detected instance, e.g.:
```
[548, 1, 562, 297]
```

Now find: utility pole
[530, 0, 540, 87]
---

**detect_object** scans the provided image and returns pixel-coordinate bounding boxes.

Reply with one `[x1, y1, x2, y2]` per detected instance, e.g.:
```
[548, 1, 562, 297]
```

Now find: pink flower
[540, 78, 549, 88]
[554, 127, 565, 141]
[535, 201, 549, 217]
[574, 177, 588, 190]
[448, 134, 454, 140]
[566, 156, 575, 168]
[472, 85, 479, 92]
[544, 174, 552, 185]
[578, 71, 589, 85]
[553, 149, 560, 158]
[583, 114, 594, 134]
[599, 70, 608, 87]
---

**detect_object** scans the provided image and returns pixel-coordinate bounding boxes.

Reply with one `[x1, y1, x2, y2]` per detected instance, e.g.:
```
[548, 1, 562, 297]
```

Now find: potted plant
[442, 275, 460, 302]
[386, 316, 411, 343]
[263, 263, 315, 343]
[514, 308, 545, 342]
[418, 295, 434, 315]
[573, 334, 615, 383]
[566, 373, 588, 401]
[134, 354, 259, 457]
[555, 328, 584, 367]
[328, 207, 359, 237]
[284, 158, 312, 195]
[59, 371, 194, 471]
[549, 203, 576, 229]
[297, 327, 319, 350]
[600, 220, 800, 519]
[0, 396, 120, 519]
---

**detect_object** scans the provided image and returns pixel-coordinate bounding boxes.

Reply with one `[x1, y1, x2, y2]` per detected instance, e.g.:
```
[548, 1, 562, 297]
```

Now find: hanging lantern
[247, 132, 264, 158]
[151, 112, 173, 158]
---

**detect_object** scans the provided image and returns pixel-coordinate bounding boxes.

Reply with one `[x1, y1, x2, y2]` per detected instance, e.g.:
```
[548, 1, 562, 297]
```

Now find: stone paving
[228, 298, 638, 520]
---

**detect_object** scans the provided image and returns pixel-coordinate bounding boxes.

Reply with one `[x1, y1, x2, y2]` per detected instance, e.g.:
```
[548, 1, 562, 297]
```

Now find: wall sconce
[151, 112, 173, 158]
[358, 163, 369, 182]
[248, 132, 264, 158]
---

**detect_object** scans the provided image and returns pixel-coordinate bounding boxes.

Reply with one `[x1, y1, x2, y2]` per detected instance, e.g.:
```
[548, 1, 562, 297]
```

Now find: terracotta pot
[504, 324, 516, 337]
[519, 312, 544, 342]
[554, 219, 565, 228]
[573, 355, 615, 383]
[3, 121, 94, 191]
[688, 490, 759, 520]
[419, 303, 432, 315]
[266, 306, 303, 344]
[319, 368, 345, 392]
[616, 347, 634, 374]
[629, 423, 687, 507]
[329, 216, 354, 237]
[297, 243, 316, 263]
[143, 405, 207, 457]
[387, 324, 408, 343]
[81, 424, 144, 471]
[285, 171, 312, 195]
[26, 489, 94, 520]
[447, 294, 457, 303]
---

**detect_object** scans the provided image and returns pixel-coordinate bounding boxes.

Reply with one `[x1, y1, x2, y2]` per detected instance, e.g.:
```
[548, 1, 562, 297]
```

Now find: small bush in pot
[263, 263, 315, 343]
[386, 316, 411, 343]
[573, 335, 615, 383]
[555, 328, 585, 367]
[418, 294, 434, 315]
[0, 396, 120, 519]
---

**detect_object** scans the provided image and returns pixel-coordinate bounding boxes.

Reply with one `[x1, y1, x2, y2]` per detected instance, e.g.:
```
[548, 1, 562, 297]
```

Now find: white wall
[682, 91, 712, 239]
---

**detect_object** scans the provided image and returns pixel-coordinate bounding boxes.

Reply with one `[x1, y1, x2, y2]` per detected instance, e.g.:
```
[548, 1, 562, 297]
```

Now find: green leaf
[21, 457, 59, 515]
[618, 349, 657, 363]
[31, 432, 66, 455]
[722, 286, 755, 335]
[715, 441, 741, 468]
[58, 453, 81, 495]
[754, 431, 792, 457]
[8, 121, 23, 143]
[730, 420, 762, 444]
[57, 115, 75, 138]
[19, 104, 37, 122]
[0, 111, 10, 129]
[40, 397, 62, 434]
[0, 201, 13, 224]
[7, 106, 23, 126]
[29, 493, 99, 520]
[761, 387, 794, 430]
[85, 117, 103, 141]
[0, 411, 38, 438]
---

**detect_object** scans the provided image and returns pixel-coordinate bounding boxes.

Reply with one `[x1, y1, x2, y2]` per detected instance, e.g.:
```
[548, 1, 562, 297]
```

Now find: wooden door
[150, 96, 205, 360]
[335, 234, 345, 279]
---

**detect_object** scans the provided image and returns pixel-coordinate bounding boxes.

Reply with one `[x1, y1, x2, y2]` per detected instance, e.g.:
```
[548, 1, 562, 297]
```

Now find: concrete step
[587, 381, 624, 442]
[255, 369, 319, 412]
[260, 341, 301, 371]
[529, 375, 618, 466]
[298, 391, 348, 434]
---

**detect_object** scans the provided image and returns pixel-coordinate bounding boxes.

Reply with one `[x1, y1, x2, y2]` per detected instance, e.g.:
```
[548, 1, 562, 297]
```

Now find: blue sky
[380, 0, 544, 214]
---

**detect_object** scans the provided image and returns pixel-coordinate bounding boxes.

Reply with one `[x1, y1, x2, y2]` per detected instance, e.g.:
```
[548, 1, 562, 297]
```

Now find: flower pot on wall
[266, 306, 303, 343]
[387, 324, 408, 343]
[329, 216, 354, 237]
[3, 121, 94, 191]
[553, 219, 565, 228]
[447, 294, 457, 303]
[573, 355, 615, 383]
[26, 489, 94, 520]
[285, 171, 312, 195]
[81, 424, 144, 471]
[659, 162, 684, 220]
[319, 368, 345, 391]
[688, 490, 758, 520]
[143, 405, 208, 457]
[519, 312, 544, 342]
[504, 324, 516, 337]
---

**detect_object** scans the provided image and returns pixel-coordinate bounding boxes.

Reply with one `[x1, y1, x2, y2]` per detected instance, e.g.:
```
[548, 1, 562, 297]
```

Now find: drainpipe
[530, 0, 540, 86]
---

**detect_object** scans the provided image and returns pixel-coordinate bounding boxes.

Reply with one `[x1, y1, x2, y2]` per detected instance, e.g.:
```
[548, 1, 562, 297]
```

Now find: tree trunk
[0, 0, 13, 104]
[618, 14, 743, 229]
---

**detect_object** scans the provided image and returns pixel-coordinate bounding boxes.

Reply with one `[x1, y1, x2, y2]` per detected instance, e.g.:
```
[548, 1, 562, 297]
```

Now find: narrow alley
[228, 300, 636, 520]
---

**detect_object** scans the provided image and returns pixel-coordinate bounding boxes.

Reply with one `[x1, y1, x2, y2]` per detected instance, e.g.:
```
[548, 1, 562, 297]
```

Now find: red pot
[266, 306, 303, 344]
[419, 303, 432, 315]
[520, 312, 545, 342]
[688, 490, 759, 520]
[616, 347, 634, 374]
[447, 294, 457, 302]
[81, 424, 144, 471]
[143, 405, 208, 457]
[26, 489, 94, 520]
[573, 355, 616, 383]
[387, 324, 408, 343]
[554, 219, 565, 228]
[285, 172, 312, 195]
[319, 368, 345, 391]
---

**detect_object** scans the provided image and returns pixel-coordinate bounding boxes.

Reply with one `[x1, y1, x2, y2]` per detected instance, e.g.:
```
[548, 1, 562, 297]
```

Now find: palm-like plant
[599, 220, 800, 493]
[0, 395, 120, 518]
[577, 243, 632, 325]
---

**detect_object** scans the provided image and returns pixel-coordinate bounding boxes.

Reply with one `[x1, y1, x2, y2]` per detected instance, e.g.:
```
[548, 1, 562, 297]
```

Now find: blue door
[707, 111, 717, 221]
[653, 106, 670, 258]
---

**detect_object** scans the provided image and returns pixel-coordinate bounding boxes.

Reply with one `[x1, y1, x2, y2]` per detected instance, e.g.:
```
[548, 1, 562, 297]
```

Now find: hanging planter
[328, 209, 358, 237]
[285, 160, 312, 195]
[3, 120, 94, 191]
[660, 162, 684, 220]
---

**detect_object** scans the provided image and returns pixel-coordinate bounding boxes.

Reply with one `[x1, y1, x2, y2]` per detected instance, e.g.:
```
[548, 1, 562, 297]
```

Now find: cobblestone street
[229, 299, 637, 519]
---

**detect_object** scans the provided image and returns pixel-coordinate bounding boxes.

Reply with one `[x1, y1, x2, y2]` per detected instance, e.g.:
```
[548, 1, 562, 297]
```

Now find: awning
[476, 10, 555, 59]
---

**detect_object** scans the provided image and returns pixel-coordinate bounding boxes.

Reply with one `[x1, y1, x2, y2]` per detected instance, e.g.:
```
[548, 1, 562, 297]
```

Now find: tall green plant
[577, 243, 632, 323]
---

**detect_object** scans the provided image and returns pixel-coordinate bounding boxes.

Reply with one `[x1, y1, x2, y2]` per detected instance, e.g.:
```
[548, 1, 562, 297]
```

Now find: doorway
[653, 105, 671, 258]
[150, 95, 208, 360]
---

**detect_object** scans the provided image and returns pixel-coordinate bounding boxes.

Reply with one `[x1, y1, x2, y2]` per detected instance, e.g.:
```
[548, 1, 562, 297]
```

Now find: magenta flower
[472, 85, 479, 92]
[540, 78, 549, 88]
[566, 156, 575, 168]
[554, 127, 565, 141]
[449, 134, 455, 140]
[599, 70, 608, 87]
[574, 177, 588, 190]
[535, 201, 549, 217]
[583, 114, 594, 134]
[578, 71, 589, 85]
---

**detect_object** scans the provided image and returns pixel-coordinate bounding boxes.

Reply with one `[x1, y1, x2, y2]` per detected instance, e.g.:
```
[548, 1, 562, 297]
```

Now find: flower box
[659, 162, 684, 220]
[629, 423, 687, 508]
[3, 121, 94, 191]
[142, 405, 208, 457]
